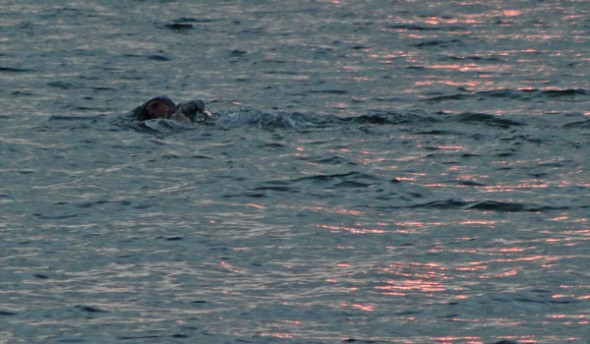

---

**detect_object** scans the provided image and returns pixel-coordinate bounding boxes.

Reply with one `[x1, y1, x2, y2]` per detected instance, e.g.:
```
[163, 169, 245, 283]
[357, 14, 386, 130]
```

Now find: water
[1, 1, 589, 343]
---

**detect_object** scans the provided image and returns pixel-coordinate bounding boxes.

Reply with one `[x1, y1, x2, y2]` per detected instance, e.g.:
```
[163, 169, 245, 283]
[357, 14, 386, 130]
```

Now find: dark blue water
[1, 1, 589, 343]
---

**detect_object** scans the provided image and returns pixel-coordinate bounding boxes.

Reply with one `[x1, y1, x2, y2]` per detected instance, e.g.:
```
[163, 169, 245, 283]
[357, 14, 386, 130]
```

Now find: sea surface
[1, 1, 589, 343]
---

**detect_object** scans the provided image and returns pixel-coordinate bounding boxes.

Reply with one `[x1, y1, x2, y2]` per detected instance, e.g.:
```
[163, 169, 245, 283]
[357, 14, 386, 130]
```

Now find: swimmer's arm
[169, 112, 192, 123]
[175, 99, 214, 123]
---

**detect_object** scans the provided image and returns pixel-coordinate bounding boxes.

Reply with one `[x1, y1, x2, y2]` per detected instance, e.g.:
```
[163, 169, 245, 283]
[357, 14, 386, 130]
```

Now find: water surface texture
[1, 1, 589, 343]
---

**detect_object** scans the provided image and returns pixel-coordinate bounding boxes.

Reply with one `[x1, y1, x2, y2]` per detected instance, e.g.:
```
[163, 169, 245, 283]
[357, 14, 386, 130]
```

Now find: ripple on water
[1, 0, 589, 343]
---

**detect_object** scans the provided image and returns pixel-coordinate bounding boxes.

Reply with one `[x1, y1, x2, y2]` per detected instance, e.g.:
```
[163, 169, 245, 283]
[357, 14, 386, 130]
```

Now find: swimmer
[132, 96, 213, 123]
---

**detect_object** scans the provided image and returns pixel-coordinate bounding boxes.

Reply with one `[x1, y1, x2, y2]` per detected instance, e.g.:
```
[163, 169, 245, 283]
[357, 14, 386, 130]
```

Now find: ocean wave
[47, 105, 586, 137]
[371, 199, 574, 213]
[119, 109, 436, 133]
[450, 112, 525, 128]
[425, 88, 589, 102]
[386, 24, 466, 31]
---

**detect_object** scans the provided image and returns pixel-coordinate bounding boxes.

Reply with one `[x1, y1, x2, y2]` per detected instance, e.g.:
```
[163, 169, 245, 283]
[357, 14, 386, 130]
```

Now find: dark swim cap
[137, 96, 177, 121]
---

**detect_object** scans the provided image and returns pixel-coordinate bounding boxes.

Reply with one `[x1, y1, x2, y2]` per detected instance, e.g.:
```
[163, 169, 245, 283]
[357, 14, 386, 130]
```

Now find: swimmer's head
[142, 96, 176, 120]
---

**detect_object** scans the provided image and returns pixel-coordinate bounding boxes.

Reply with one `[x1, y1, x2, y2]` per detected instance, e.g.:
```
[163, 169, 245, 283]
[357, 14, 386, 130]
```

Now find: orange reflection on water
[220, 260, 242, 274]
[375, 261, 450, 296]
[258, 332, 294, 339]
[338, 302, 375, 312]
[546, 313, 589, 325]
[247, 202, 264, 209]
[368, 49, 414, 64]
[416, 79, 485, 88]
[494, 268, 521, 278]
[465, 339, 484, 344]
[496, 255, 555, 263]
[294, 146, 306, 158]
[394, 220, 444, 234]
[437, 145, 463, 151]
[423, 16, 460, 25]
[502, 9, 522, 17]
[481, 181, 550, 192]
[459, 220, 496, 227]
[455, 262, 488, 272]
[318, 224, 385, 234]
[552, 294, 575, 299]
[337, 208, 362, 216]
[457, 173, 489, 183]
[351, 303, 375, 312]
[283, 320, 300, 325]
[498, 247, 526, 253]
[427, 63, 501, 72]
[376, 279, 446, 294]
[432, 336, 484, 344]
